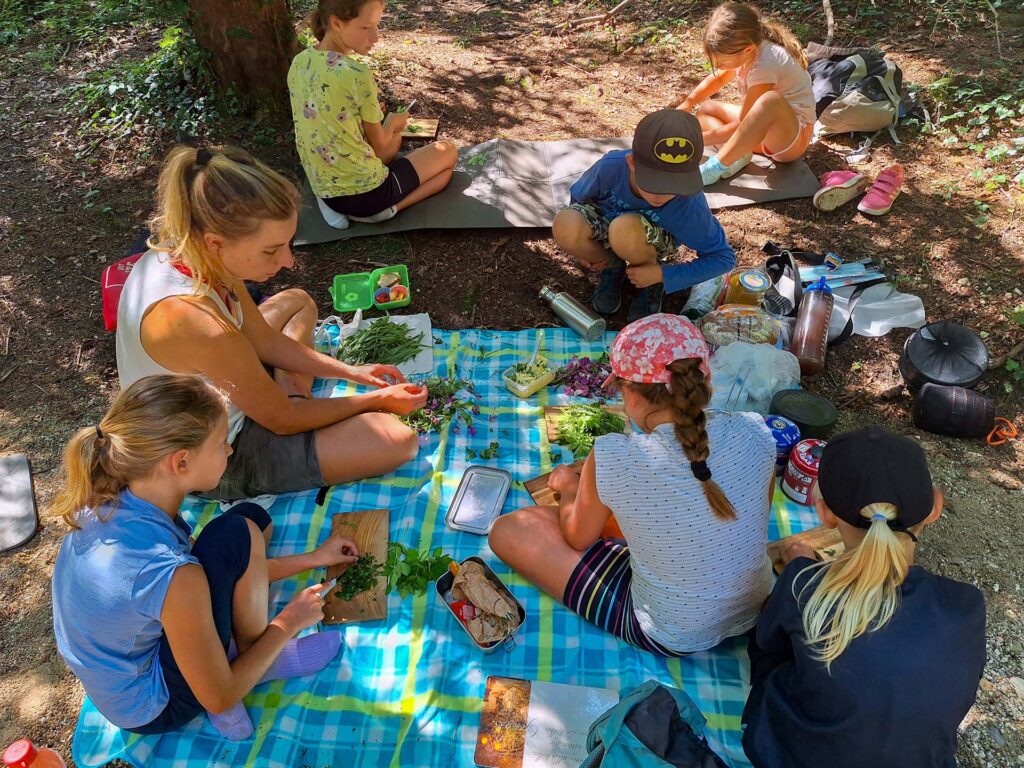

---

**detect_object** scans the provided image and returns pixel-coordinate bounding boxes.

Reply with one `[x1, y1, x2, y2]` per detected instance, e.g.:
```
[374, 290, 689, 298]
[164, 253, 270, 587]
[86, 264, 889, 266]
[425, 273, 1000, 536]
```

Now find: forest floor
[1, 0, 1023, 765]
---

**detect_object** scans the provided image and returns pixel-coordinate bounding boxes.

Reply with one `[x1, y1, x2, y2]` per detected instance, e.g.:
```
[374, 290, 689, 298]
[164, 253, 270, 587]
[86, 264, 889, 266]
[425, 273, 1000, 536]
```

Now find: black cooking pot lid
[903, 321, 989, 387]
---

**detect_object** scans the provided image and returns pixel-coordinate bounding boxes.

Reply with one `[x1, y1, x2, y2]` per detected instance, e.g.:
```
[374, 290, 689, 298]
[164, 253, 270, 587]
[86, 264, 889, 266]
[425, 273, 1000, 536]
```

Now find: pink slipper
[857, 164, 905, 216]
[813, 170, 869, 212]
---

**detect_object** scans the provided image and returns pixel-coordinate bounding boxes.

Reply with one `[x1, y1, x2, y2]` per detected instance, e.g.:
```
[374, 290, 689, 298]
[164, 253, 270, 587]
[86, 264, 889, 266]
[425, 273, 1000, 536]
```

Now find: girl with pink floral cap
[489, 314, 777, 655]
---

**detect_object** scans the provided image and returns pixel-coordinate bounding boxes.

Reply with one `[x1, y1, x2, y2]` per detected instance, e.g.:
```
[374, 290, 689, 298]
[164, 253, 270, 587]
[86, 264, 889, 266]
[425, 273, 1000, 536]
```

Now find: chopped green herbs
[553, 404, 626, 459]
[338, 317, 425, 367]
[385, 543, 454, 598]
[507, 360, 550, 385]
[333, 554, 384, 601]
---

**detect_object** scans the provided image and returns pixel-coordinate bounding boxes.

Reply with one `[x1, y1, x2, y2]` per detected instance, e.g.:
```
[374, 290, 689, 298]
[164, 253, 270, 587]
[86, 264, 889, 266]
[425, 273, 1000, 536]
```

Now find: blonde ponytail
[759, 17, 808, 68]
[52, 375, 227, 529]
[703, 2, 807, 69]
[147, 145, 298, 293]
[626, 358, 737, 522]
[798, 502, 911, 670]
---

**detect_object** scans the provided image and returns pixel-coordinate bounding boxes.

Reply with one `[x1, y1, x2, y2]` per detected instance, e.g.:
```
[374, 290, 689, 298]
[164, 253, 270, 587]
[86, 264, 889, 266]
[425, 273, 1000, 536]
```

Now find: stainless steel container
[435, 557, 526, 653]
[539, 286, 607, 341]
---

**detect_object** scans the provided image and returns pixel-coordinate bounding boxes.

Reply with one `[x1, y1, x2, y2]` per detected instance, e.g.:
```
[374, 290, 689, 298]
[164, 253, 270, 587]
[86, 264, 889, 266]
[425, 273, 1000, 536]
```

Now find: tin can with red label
[765, 415, 801, 476]
[782, 439, 826, 505]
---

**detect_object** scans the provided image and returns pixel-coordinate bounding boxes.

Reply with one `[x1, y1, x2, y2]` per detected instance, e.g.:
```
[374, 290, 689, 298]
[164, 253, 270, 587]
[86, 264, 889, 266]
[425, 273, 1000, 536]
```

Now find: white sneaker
[315, 197, 350, 230]
[349, 205, 398, 224]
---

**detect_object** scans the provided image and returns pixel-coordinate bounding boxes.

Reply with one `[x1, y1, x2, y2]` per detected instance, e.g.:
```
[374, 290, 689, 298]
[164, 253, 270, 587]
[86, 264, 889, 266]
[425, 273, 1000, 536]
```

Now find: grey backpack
[806, 43, 903, 144]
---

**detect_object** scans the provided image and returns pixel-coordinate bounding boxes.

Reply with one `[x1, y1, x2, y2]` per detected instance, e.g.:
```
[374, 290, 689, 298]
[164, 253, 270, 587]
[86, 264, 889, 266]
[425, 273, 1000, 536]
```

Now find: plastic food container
[502, 356, 555, 399]
[769, 389, 838, 440]
[445, 466, 513, 535]
[330, 264, 412, 312]
[435, 557, 526, 653]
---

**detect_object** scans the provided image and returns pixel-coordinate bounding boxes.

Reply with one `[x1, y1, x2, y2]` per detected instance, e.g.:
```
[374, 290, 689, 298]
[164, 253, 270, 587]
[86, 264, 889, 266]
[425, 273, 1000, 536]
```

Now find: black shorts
[323, 157, 421, 218]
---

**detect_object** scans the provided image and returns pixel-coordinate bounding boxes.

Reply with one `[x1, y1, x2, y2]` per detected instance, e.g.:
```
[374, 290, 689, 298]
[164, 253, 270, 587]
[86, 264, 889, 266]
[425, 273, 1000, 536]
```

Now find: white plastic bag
[313, 310, 362, 357]
[709, 342, 801, 415]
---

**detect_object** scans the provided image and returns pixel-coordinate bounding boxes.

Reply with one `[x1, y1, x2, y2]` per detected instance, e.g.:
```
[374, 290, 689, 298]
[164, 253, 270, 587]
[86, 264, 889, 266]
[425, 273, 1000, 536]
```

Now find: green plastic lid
[768, 389, 838, 439]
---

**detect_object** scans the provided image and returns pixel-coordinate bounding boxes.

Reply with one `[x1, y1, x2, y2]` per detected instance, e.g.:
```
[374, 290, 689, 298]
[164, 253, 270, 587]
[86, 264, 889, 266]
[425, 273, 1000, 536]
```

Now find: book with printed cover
[475, 677, 618, 768]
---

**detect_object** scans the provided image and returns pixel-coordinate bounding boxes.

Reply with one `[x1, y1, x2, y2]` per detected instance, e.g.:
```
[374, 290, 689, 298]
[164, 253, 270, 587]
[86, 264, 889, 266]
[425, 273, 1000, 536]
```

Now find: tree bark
[186, 0, 297, 114]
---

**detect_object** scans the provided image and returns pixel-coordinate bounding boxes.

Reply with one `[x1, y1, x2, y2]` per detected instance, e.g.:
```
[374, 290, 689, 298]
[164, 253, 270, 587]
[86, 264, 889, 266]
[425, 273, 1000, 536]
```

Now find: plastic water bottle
[2, 740, 66, 768]
[789, 277, 834, 376]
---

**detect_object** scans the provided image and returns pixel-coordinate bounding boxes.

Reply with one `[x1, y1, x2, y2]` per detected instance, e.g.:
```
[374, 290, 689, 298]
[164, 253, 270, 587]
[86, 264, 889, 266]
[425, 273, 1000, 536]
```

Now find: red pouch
[101, 253, 143, 332]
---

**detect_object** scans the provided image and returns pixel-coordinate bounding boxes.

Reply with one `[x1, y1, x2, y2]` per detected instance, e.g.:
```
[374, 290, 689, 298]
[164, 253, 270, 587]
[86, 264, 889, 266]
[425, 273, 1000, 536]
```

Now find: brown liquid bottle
[790, 277, 834, 376]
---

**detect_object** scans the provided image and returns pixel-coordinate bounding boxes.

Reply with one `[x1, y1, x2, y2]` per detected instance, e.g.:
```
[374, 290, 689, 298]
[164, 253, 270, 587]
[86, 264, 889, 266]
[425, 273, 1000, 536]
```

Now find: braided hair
[626, 358, 738, 521]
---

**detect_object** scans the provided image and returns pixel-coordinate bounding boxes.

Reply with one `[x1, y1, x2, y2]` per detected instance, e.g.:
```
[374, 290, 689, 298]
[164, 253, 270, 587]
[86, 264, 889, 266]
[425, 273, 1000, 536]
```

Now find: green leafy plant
[384, 543, 454, 598]
[402, 376, 479, 435]
[553, 404, 626, 459]
[70, 25, 234, 142]
[338, 317, 425, 367]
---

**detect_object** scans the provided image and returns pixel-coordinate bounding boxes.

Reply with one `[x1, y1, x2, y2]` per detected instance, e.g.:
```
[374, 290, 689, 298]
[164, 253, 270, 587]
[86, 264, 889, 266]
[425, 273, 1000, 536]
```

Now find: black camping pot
[769, 389, 838, 439]
[898, 321, 988, 392]
[912, 383, 995, 439]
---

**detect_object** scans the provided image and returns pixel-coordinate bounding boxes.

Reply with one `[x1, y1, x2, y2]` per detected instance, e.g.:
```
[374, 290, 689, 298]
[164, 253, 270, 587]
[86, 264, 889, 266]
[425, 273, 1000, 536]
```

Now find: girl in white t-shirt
[489, 315, 776, 655]
[672, 2, 815, 185]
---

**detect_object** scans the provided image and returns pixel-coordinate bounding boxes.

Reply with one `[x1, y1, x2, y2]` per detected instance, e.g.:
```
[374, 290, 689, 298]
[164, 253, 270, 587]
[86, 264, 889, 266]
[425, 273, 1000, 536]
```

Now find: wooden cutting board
[323, 509, 389, 625]
[542, 405, 629, 444]
[524, 461, 623, 539]
[767, 525, 844, 574]
[524, 461, 584, 508]
[401, 118, 439, 139]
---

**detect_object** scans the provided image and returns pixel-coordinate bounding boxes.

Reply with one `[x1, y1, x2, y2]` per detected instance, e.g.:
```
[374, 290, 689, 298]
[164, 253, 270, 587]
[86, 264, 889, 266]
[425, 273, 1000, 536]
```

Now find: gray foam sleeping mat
[294, 137, 820, 246]
[0, 454, 38, 553]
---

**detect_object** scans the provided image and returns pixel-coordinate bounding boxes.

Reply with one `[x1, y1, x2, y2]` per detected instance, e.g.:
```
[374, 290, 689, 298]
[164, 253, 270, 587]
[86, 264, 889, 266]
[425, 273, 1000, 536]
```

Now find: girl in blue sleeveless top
[51, 374, 358, 739]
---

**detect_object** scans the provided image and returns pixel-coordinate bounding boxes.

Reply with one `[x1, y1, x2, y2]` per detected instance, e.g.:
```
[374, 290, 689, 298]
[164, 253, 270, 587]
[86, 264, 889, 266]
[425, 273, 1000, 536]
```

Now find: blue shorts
[127, 503, 272, 734]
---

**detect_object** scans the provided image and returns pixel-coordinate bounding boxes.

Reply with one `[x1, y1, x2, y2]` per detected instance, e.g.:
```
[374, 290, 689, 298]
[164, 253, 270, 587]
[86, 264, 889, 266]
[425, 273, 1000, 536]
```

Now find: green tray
[330, 264, 411, 312]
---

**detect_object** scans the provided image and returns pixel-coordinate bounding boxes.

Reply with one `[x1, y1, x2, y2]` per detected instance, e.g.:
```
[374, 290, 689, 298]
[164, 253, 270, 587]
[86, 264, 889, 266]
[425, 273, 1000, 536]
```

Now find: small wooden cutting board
[766, 525, 844, 574]
[524, 461, 584, 508]
[542, 405, 629, 444]
[401, 118, 439, 139]
[324, 509, 389, 625]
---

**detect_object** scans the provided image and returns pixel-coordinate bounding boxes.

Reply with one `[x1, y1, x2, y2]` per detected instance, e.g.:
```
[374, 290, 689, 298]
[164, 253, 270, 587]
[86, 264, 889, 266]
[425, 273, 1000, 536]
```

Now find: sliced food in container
[436, 557, 526, 653]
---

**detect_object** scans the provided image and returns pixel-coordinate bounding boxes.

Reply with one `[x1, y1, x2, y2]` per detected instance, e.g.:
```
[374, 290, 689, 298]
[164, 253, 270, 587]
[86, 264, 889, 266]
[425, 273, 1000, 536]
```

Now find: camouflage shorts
[567, 203, 678, 265]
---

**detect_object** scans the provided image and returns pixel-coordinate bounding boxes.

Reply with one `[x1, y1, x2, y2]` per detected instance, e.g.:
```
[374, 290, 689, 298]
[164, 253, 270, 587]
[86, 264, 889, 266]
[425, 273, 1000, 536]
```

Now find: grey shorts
[200, 417, 325, 501]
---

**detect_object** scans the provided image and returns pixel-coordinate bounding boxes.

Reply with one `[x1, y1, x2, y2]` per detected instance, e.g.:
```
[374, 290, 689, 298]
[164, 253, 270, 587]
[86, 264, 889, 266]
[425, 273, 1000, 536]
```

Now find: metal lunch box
[435, 556, 526, 653]
[445, 466, 513, 535]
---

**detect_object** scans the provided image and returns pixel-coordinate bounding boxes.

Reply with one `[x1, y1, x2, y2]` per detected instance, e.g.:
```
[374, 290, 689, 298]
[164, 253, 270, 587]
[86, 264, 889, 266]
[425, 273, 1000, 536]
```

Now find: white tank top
[115, 250, 247, 442]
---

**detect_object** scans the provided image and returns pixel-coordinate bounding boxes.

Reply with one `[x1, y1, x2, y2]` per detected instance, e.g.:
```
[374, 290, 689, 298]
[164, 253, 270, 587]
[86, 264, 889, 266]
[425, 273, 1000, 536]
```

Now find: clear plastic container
[502, 356, 555, 398]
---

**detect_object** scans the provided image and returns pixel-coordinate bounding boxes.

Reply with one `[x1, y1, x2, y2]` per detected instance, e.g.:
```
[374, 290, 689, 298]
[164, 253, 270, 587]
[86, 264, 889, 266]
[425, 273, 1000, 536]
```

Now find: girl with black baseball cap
[742, 426, 986, 768]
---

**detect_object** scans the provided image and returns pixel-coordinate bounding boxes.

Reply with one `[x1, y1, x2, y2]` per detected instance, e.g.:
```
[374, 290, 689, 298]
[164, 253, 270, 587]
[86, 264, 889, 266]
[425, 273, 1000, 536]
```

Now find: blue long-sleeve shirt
[569, 150, 736, 293]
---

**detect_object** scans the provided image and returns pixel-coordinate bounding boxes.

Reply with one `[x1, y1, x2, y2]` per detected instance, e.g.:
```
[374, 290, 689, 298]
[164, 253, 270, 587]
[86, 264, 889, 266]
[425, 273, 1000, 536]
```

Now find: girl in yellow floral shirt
[288, 0, 457, 222]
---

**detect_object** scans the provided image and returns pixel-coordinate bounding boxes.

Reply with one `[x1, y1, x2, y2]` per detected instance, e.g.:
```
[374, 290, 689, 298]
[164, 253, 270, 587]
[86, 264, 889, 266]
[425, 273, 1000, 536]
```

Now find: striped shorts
[563, 539, 689, 657]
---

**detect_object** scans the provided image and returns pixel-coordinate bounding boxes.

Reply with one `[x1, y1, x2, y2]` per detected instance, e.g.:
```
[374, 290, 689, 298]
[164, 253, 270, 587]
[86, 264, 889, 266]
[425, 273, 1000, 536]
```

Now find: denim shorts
[201, 417, 325, 501]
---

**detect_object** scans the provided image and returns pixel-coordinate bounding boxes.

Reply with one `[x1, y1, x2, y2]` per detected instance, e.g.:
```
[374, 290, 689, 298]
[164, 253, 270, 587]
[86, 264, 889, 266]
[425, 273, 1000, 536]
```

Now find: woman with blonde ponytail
[671, 2, 816, 185]
[53, 375, 362, 740]
[742, 427, 986, 768]
[491, 315, 776, 655]
[117, 145, 426, 501]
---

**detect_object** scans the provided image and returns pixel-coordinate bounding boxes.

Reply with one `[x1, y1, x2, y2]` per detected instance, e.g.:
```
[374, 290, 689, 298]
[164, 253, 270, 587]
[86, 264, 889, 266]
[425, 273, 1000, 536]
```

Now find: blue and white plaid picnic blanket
[71, 328, 819, 768]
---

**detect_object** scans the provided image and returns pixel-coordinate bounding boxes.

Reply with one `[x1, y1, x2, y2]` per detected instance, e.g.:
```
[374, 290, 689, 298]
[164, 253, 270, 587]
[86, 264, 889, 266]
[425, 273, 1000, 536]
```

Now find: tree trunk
[186, 0, 297, 114]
